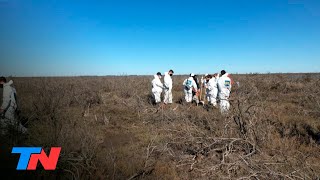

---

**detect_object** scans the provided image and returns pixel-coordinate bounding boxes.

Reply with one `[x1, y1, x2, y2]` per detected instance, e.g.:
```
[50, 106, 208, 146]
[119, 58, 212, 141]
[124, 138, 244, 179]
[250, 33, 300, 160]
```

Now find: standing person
[192, 75, 200, 104]
[183, 73, 198, 103]
[217, 70, 232, 113]
[163, 70, 174, 104]
[151, 72, 164, 104]
[213, 73, 220, 81]
[205, 74, 218, 106]
[202, 74, 210, 102]
[0, 77, 27, 135]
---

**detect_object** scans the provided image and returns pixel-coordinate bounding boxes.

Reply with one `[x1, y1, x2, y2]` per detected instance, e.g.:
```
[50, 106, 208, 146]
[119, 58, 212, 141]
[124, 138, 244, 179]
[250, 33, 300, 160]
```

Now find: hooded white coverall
[206, 78, 218, 106]
[183, 77, 198, 103]
[1, 80, 27, 135]
[151, 75, 164, 103]
[163, 72, 173, 104]
[204, 74, 219, 102]
[217, 74, 232, 113]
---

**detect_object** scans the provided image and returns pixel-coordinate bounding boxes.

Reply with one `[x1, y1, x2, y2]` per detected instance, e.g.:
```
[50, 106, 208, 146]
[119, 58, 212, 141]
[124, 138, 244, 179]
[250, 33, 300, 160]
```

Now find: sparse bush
[1, 74, 319, 179]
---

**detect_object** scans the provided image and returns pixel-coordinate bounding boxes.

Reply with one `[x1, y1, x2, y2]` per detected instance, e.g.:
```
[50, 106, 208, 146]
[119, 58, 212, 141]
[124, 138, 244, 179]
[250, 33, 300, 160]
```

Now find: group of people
[0, 70, 231, 136]
[151, 70, 232, 113]
[151, 70, 175, 105]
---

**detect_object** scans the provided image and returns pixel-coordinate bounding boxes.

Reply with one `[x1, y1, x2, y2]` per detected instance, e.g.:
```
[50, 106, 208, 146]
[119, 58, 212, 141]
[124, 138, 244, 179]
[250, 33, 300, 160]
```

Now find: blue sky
[0, 0, 319, 76]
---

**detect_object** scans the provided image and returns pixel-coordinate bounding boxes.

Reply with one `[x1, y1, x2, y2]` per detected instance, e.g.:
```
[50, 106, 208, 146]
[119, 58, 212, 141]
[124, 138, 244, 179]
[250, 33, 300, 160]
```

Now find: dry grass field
[1, 73, 320, 179]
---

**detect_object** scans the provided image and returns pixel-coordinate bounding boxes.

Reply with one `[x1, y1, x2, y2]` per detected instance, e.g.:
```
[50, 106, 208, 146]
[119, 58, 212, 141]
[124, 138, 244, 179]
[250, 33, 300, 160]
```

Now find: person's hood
[164, 72, 172, 77]
[154, 74, 160, 79]
[222, 73, 229, 77]
[3, 80, 13, 87]
[188, 76, 194, 80]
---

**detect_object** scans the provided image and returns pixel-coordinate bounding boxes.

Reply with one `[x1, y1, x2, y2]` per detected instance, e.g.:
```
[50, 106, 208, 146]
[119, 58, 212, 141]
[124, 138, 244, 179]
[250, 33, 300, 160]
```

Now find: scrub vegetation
[1, 73, 320, 179]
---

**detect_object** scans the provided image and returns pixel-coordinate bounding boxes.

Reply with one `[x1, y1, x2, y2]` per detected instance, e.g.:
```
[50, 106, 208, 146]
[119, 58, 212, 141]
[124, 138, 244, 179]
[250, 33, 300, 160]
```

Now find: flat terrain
[1, 73, 320, 179]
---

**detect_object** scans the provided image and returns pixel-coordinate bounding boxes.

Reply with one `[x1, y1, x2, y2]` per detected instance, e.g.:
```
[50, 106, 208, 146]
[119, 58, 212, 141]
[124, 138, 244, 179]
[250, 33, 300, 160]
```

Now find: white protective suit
[183, 77, 198, 103]
[217, 73, 232, 113]
[163, 72, 173, 104]
[204, 74, 219, 102]
[0, 80, 27, 135]
[214, 74, 220, 82]
[151, 75, 164, 103]
[206, 78, 218, 106]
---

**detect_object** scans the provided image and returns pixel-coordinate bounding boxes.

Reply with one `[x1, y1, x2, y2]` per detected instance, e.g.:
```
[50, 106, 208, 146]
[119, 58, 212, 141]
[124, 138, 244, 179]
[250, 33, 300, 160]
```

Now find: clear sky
[0, 0, 319, 76]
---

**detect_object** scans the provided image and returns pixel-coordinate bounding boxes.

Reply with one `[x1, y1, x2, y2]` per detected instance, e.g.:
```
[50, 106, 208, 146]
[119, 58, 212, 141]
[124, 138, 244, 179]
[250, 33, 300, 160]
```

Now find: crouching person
[151, 72, 164, 105]
[183, 73, 198, 103]
[217, 70, 232, 113]
[0, 77, 27, 135]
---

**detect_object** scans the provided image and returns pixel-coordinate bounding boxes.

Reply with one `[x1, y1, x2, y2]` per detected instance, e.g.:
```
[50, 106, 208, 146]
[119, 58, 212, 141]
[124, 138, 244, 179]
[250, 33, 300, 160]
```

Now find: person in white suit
[217, 70, 232, 113]
[0, 77, 27, 135]
[151, 72, 164, 104]
[163, 70, 174, 104]
[205, 74, 218, 106]
[183, 73, 198, 103]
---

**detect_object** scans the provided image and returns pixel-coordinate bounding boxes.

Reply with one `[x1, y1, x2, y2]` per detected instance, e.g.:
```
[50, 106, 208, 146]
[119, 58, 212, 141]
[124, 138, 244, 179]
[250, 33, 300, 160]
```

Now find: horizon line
[4, 72, 319, 78]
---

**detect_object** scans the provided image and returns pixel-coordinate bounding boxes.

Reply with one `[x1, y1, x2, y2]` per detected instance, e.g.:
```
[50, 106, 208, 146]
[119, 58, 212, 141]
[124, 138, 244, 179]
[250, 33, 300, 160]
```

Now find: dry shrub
[1, 74, 319, 179]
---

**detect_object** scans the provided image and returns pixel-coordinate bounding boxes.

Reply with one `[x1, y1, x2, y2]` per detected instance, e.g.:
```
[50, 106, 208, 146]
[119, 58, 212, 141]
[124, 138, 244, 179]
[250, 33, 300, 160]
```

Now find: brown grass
[1, 73, 320, 179]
